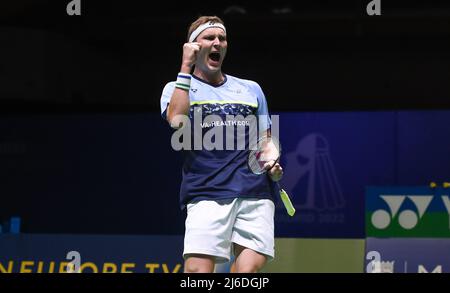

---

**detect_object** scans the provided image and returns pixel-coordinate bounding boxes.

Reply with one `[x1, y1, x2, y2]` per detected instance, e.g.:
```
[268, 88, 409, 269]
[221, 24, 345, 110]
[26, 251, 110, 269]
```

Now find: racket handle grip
[279, 189, 296, 217]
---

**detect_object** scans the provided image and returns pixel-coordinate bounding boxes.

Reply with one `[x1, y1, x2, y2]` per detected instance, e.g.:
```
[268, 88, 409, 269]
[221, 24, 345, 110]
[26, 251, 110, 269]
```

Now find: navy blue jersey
[161, 74, 276, 209]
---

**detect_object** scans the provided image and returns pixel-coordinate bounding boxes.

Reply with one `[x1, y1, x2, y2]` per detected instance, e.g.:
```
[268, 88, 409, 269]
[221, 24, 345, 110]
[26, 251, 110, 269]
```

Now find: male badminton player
[160, 16, 283, 273]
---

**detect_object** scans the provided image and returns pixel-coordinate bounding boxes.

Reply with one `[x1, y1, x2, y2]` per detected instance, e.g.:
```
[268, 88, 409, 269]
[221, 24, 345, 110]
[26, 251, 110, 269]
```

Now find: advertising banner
[365, 238, 450, 273]
[366, 186, 450, 237]
[0, 234, 184, 273]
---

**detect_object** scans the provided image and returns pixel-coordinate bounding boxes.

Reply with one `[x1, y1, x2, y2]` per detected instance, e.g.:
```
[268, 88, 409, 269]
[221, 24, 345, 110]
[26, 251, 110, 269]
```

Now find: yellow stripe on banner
[190, 100, 258, 108]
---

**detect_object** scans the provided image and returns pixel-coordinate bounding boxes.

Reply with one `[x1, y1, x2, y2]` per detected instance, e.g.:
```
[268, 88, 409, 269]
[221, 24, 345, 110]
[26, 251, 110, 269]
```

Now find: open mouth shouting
[208, 51, 221, 66]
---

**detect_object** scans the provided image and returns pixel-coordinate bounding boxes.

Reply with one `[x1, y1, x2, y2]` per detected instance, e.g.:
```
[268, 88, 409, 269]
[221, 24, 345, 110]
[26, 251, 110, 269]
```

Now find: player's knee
[184, 260, 214, 273]
[184, 263, 206, 273]
[234, 263, 263, 273]
[184, 264, 205, 273]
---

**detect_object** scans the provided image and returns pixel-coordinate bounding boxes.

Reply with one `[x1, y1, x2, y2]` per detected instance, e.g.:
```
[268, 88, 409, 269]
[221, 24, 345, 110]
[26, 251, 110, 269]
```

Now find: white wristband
[176, 73, 191, 91]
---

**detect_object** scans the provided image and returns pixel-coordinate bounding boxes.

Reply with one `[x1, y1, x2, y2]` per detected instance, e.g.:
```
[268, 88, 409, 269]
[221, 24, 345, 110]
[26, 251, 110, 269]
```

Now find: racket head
[247, 135, 281, 175]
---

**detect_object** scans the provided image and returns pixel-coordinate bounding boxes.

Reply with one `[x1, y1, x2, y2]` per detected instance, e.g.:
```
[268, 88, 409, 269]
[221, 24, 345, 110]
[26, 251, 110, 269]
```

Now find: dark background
[1, 0, 450, 236]
[0, 0, 449, 112]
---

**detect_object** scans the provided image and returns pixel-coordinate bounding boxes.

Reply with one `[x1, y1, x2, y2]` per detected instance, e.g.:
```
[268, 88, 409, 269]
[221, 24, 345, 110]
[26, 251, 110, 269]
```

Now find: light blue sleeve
[160, 82, 176, 119]
[250, 81, 271, 132]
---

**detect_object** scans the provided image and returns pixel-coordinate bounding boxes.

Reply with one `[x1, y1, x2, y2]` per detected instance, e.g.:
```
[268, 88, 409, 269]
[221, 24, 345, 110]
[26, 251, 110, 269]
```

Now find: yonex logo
[371, 195, 450, 230]
[371, 195, 432, 229]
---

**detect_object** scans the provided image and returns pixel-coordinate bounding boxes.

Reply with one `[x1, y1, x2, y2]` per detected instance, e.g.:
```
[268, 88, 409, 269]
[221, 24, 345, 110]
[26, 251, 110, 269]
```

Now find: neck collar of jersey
[192, 73, 227, 88]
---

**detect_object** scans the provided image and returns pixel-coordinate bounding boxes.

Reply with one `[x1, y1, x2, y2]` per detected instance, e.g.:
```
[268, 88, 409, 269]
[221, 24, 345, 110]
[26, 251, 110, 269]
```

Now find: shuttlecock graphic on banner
[283, 133, 345, 211]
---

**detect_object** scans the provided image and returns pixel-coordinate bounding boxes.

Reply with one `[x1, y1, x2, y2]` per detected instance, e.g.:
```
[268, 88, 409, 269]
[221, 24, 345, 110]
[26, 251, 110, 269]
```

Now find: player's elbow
[167, 111, 189, 129]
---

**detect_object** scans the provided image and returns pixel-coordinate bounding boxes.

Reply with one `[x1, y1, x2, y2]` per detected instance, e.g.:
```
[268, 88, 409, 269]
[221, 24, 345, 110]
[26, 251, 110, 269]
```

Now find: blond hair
[187, 16, 225, 42]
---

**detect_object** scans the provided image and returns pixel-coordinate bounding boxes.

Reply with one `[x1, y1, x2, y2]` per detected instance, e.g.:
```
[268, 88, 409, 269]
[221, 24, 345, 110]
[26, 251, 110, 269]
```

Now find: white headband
[188, 22, 226, 43]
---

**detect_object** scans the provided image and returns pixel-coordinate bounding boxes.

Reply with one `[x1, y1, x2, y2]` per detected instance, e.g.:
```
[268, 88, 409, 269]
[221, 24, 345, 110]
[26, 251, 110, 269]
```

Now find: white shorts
[183, 198, 275, 263]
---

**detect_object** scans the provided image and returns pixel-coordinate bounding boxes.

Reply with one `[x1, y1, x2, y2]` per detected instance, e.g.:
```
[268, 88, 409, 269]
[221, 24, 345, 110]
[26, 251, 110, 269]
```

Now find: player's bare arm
[166, 42, 201, 128]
